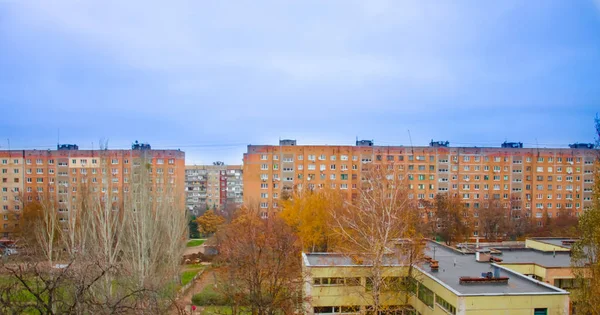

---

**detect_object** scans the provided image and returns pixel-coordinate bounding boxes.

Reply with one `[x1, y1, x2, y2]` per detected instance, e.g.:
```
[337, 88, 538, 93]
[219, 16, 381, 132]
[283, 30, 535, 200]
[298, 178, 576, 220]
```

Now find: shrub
[191, 286, 226, 306]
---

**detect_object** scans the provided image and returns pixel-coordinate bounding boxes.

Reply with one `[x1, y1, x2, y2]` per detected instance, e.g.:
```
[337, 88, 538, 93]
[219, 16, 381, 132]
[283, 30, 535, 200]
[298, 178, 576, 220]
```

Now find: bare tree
[329, 165, 422, 313]
[432, 193, 471, 245]
[479, 200, 508, 241]
[1, 146, 188, 314]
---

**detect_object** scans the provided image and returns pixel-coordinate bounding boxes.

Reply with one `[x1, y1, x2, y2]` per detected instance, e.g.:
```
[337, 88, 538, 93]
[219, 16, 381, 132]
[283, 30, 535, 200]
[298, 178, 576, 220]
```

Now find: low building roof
[302, 242, 569, 296]
[421, 242, 567, 295]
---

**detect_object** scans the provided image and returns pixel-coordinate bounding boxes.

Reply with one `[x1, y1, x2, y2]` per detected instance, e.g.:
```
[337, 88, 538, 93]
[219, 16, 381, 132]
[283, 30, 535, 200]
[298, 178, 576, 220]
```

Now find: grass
[180, 264, 205, 286]
[186, 239, 206, 247]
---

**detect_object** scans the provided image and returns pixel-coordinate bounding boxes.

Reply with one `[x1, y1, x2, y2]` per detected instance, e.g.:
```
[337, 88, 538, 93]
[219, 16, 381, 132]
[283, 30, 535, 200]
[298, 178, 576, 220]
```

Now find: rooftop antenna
[57, 128, 60, 147]
[407, 129, 414, 154]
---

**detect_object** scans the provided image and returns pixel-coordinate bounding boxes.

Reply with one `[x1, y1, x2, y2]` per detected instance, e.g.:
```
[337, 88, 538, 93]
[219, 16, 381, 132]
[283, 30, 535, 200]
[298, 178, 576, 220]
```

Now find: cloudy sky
[1, 1, 599, 164]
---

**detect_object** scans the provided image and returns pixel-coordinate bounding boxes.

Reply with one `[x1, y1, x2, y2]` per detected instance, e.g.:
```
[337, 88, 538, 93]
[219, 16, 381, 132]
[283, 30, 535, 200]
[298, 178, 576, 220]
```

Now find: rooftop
[529, 237, 578, 249]
[303, 242, 568, 296]
[492, 248, 571, 268]
[304, 253, 403, 267]
[422, 242, 566, 295]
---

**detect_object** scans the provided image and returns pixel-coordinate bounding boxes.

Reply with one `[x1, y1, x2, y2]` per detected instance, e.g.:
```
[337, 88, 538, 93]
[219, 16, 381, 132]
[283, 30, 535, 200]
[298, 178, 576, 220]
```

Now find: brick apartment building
[185, 164, 243, 216]
[243, 140, 597, 232]
[0, 142, 185, 239]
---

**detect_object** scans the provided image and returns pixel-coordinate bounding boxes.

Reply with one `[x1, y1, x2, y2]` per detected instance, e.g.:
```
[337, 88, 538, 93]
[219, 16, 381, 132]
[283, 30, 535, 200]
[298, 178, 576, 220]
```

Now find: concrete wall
[462, 295, 569, 315]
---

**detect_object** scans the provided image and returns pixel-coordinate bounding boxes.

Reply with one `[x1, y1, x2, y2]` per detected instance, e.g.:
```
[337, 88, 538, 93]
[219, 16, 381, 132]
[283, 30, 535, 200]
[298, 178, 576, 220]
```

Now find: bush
[191, 286, 227, 306]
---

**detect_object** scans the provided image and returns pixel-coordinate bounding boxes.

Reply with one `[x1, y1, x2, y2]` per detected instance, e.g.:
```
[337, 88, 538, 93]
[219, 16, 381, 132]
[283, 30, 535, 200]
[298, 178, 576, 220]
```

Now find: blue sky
[1, 1, 599, 164]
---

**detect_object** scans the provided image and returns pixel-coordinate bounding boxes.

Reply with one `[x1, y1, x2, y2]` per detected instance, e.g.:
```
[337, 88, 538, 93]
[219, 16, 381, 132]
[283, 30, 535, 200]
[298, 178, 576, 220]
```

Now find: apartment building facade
[185, 164, 243, 216]
[243, 140, 597, 229]
[0, 143, 185, 239]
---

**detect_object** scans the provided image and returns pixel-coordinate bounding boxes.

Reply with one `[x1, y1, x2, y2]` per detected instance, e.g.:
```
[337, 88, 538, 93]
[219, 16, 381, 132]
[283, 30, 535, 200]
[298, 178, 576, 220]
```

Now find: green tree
[188, 215, 200, 239]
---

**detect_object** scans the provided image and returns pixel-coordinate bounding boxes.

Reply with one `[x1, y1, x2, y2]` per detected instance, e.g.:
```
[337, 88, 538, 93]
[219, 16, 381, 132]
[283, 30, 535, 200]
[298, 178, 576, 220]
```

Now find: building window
[436, 295, 456, 315]
[417, 283, 434, 308]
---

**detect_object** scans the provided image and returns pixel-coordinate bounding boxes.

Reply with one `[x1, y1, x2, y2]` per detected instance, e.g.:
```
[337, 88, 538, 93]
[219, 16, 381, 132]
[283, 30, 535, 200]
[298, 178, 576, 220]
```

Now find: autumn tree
[571, 114, 600, 314]
[280, 188, 343, 252]
[329, 165, 422, 313]
[479, 200, 508, 241]
[216, 206, 304, 315]
[196, 210, 225, 237]
[433, 193, 471, 245]
[505, 196, 534, 240]
[1, 147, 188, 314]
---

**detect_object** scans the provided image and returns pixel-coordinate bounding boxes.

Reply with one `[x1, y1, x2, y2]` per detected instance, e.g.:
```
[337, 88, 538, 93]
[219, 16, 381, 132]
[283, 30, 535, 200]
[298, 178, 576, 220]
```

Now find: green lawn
[186, 239, 206, 247]
[180, 264, 205, 286]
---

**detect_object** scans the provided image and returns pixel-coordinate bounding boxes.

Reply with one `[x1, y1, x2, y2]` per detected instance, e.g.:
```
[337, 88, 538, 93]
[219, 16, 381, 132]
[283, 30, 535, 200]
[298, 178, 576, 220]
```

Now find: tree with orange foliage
[280, 188, 342, 252]
[196, 210, 225, 237]
[433, 193, 472, 245]
[217, 206, 304, 314]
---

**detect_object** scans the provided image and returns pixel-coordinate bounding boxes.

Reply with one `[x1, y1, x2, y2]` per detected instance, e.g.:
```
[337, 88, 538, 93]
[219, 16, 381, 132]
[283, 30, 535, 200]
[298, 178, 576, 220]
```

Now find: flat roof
[303, 244, 568, 296]
[530, 238, 578, 249]
[304, 253, 403, 267]
[421, 242, 566, 295]
[491, 248, 572, 268]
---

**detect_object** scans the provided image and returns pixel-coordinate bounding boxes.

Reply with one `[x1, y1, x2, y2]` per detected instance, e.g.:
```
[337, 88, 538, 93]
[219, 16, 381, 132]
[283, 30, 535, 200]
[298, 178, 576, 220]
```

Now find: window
[260, 202, 268, 209]
[261, 154, 268, 160]
[417, 283, 434, 307]
[534, 308, 548, 315]
[436, 295, 456, 315]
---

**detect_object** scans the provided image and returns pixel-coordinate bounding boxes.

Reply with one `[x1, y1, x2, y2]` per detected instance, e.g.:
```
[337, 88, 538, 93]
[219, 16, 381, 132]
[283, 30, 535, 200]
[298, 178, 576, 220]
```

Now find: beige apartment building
[243, 140, 597, 232]
[0, 142, 186, 239]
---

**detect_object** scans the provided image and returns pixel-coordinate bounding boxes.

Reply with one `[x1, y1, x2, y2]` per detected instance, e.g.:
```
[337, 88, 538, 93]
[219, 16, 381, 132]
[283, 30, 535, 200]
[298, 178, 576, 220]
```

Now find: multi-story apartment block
[185, 164, 243, 216]
[0, 142, 185, 239]
[243, 139, 597, 230]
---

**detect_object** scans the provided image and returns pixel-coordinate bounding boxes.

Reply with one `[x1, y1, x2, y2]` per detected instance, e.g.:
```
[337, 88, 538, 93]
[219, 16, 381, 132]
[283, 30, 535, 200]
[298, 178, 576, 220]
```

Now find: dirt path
[184, 245, 204, 256]
[171, 268, 219, 314]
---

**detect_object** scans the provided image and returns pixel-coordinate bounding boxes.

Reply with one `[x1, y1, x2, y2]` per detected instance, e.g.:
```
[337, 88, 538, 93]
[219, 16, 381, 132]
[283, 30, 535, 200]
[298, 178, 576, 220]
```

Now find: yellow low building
[302, 240, 571, 315]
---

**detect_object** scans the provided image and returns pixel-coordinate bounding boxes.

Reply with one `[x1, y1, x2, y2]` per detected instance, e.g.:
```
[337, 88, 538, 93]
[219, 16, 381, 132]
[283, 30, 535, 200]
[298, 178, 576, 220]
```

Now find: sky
[0, 1, 599, 165]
